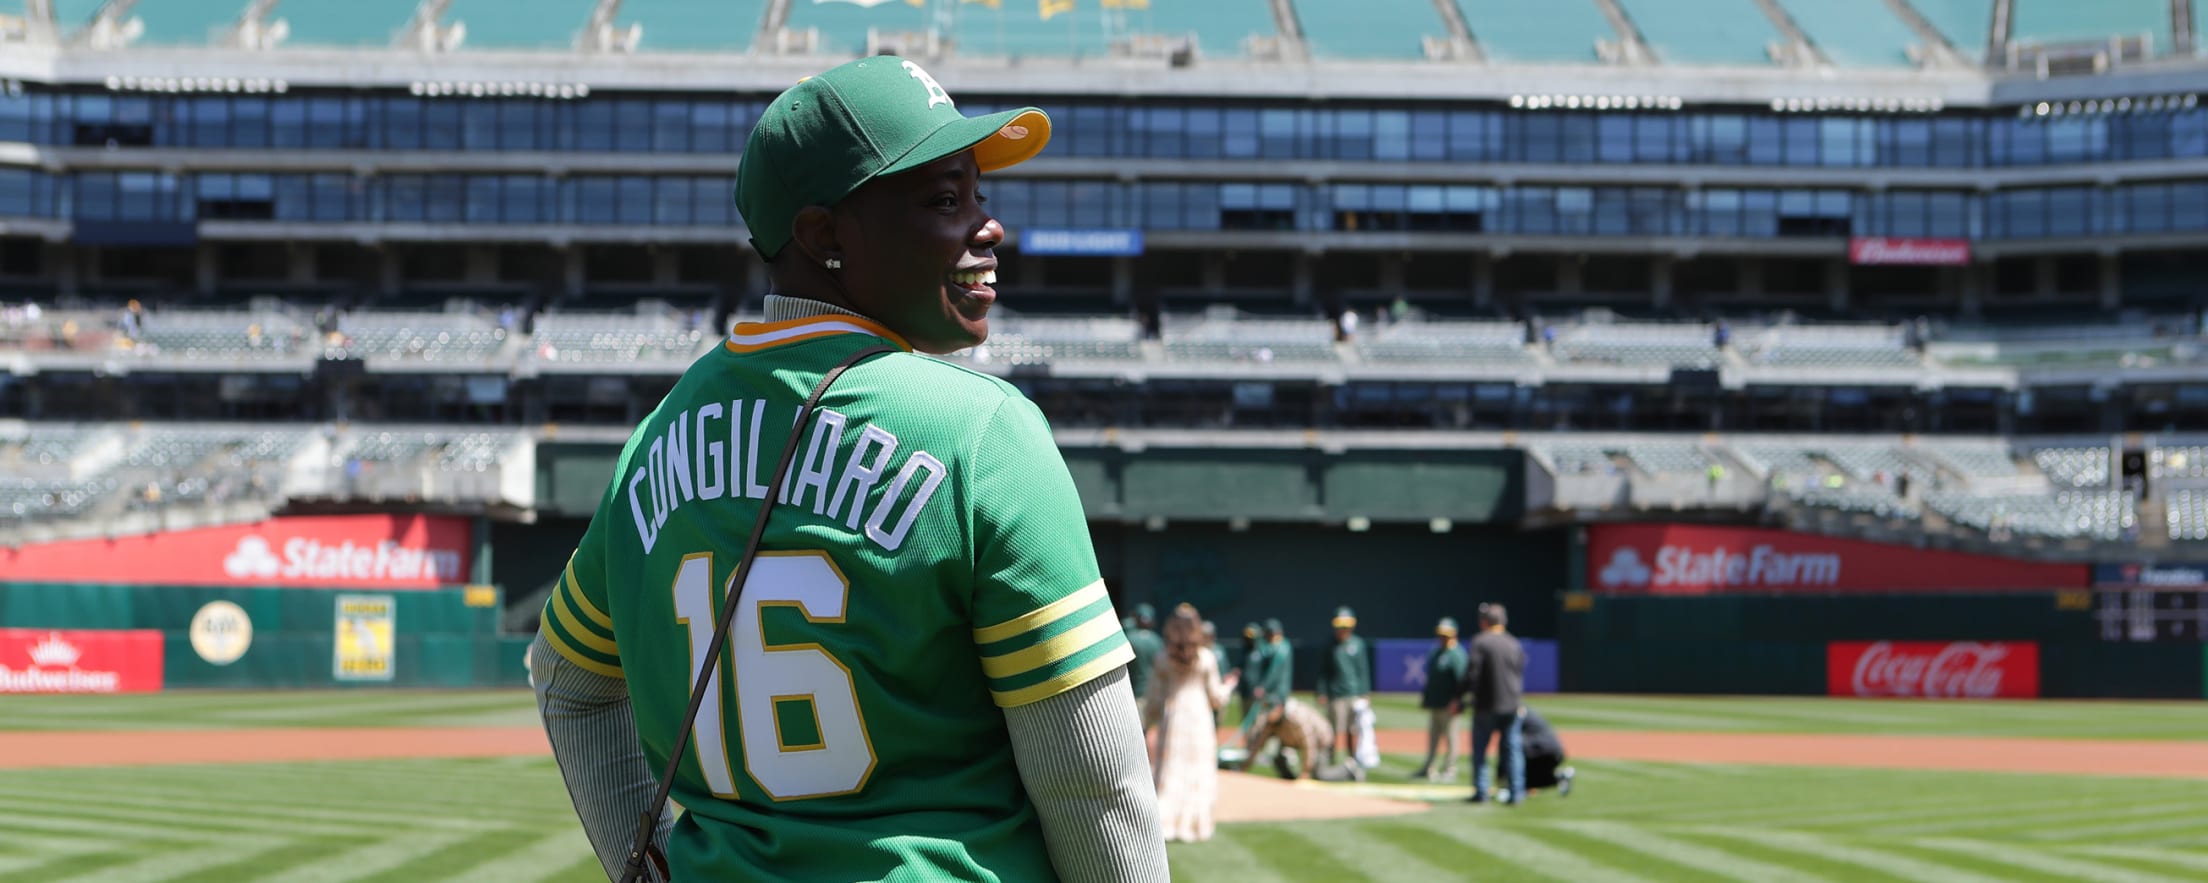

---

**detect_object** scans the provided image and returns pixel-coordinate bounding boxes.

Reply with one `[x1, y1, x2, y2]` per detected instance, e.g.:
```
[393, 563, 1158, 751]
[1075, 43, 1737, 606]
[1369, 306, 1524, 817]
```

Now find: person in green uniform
[1413, 616, 1469, 782]
[1314, 606, 1372, 762]
[1232, 622, 1265, 742]
[1123, 602, 1164, 700]
[1254, 618, 1293, 712]
[529, 55, 1167, 883]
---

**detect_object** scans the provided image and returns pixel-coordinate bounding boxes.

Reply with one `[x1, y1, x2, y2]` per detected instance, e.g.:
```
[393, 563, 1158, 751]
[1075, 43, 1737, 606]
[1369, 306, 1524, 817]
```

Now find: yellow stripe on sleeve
[564, 564, 614, 630]
[980, 612, 1122, 680]
[544, 628, 624, 679]
[552, 591, 619, 655]
[972, 579, 1109, 645]
[990, 640, 1136, 708]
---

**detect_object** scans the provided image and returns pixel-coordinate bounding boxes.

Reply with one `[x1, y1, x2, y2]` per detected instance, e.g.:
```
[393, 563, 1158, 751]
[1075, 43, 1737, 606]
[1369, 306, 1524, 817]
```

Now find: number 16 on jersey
[671, 551, 878, 801]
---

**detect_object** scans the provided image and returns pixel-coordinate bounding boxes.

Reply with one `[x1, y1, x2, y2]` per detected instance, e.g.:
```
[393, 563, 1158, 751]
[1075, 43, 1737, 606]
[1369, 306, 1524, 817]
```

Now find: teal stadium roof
[1774, 0, 1924, 67]
[1617, 0, 1784, 66]
[16, 0, 2196, 66]
[1296, 0, 1446, 60]
[1454, 0, 1617, 64]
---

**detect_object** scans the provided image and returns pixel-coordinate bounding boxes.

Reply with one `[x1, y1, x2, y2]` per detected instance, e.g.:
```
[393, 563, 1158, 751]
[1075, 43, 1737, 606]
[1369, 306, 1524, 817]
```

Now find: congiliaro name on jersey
[628, 399, 944, 555]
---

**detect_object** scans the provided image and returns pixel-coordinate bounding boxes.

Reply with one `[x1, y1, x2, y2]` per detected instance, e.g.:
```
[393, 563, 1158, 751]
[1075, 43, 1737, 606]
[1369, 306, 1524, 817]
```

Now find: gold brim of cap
[972, 109, 1052, 172]
[1332, 617, 1357, 628]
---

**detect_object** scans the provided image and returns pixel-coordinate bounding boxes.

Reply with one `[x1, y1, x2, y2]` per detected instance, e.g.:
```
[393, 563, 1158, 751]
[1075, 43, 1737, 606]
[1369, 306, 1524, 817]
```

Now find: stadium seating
[1907, 0, 1992, 57]
[345, 431, 442, 465]
[0, 477, 108, 522]
[135, 311, 309, 360]
[1355, 321, 1534, 365]
[1619, 441, 1713, 477]
[330, 312, 509, 364]
[1772, 0, 1922, 66]
[1551, 323, 1717, 367]
[787, 0, 938, 56]
[1927, 489, 2137, 541]
[1454, 0, 1617, 62]
[951, 314, 1145, 367]
[2168, 489, 2208, 541]
[1745, 325, 1919, 368]
[1782, 481, 1911, 518]
[1535, 441, 1618, 474]
[1614, 0, 1782, 65]
[1813, 441, 1917, 482]
[437, 432, 515, 472]
[529, 312, 708, 365]
[2152, 443, 2208, 480]
[2031, 445, 2110, 488]
[2009, 0, 2170, 51]
[452, 0, 598, 49]
[624, 0, 769, 52]
[1921, 440, 2022, 478]
[1731, 441, 1824, 478]
[1295, 0, 1446, 59]
[1162, 314, 1337, 364]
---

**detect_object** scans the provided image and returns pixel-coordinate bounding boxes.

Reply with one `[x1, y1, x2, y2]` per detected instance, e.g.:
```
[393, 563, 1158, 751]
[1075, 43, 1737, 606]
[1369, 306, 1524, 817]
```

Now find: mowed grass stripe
[1505, 822, 1705, 882]
[1551, 819, 1833, 883]
[442, 829, 598, 883]
[0, 843, 124, 878]
[1710, 828, 2014, 883]
[49, 837, 284, 883]
[1354, 821, 1480, 880]
[2057, 849, 2208, 881]
[1877, 841, 2086, 883]
[1225, 827, 1375, 883]
[2062, 845, 2208, 875]
[1167, 824, 1271, 883]
[1911, 837, 2191, 883]
[168, 835, 370, 883]
[1448, 821, 1661, 882]
[0, 780, 505, 832]
[265, 830, 479, 883]
[0, 846, 160, 882]
[2028, 805, 2208, 842]
[1667, 827, 1917, 882]
[353, 826, 563, 883]
[1293, 818, 1466, 882]
[0, 785, 461, 838]
[1874, 795, 2207, 838]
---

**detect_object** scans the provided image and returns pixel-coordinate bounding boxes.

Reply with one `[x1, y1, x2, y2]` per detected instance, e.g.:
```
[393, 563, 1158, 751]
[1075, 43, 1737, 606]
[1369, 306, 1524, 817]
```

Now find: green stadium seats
[1773, 0, 1922, 66]
[1455, 0, 1616, 62]
[1614, 0, 1782, 66]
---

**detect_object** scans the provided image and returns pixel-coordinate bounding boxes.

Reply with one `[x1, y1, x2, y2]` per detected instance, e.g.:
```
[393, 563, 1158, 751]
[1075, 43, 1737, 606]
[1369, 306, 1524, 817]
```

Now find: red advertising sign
[1588, 524, 2087, 594]
[0, 628, 164, 693]
[1849, 237, 1971, 266]
[1828, 641, 2040, 699]
[0, 514, 471, 589]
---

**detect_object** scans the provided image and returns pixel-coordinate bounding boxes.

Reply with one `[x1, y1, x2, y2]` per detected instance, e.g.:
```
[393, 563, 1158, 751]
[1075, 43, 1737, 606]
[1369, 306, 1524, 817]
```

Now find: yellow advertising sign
[334, 594, 396, 682]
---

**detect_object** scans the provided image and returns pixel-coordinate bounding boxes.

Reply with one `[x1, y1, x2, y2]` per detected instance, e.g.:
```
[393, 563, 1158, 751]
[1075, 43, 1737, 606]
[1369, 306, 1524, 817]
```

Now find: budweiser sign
[0, 628, 165, 694]
[1589, 524, 2087, 594]
[1828, 641, 2040, 699]
[1849, 237, 1971, 266]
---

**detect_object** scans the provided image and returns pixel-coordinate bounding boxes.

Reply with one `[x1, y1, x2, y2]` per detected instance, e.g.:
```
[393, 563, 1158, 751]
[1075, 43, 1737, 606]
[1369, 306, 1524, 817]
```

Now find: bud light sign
[1828, 641, 2039, 699]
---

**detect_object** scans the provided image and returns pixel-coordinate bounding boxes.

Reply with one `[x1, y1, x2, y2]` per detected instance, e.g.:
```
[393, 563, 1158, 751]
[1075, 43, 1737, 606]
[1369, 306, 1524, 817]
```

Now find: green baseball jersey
[1258, 638, 1294, 701]
[1124, 626, 1163, 698]
[541, 314, 1133, 883]
[1317, 635, 1371, 700]
[1420, 641, 1468, 710]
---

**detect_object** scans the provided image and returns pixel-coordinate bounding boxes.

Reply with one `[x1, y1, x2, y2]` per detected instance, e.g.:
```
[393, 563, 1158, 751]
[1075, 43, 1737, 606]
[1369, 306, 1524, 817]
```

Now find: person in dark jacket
[1413, 616, 1468, 782]
[1460, 602, 1527, 804]
[1507, 706, 1575, 800]
[1315, 606, 1372, 761]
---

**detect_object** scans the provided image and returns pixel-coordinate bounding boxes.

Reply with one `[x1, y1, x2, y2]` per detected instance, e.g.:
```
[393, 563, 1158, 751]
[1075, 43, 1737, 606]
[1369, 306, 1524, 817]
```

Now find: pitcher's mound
[1214, 770, 1430, 823]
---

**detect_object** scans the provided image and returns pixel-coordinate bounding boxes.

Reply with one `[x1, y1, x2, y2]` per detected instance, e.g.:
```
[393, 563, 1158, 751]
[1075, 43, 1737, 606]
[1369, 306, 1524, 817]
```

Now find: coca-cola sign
[1828, 641, 2040, 699]
[1590, 524, 2087, 594]
[1849, 237, 1972, 266]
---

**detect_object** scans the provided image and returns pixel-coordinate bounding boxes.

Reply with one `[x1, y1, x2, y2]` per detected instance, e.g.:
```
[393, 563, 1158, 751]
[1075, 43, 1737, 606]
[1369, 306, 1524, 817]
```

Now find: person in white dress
[1142, 603, 1238, 842]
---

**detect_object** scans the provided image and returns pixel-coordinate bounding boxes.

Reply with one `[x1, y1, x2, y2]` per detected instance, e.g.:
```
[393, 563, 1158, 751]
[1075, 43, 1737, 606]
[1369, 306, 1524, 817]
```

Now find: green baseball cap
[736, 56, 1051, 260]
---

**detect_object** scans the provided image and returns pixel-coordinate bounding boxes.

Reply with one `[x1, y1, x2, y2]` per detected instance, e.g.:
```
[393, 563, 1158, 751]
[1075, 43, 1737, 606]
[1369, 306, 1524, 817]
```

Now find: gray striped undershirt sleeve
[1004, 666, 1173, 883]
[530, 630, 671, 883]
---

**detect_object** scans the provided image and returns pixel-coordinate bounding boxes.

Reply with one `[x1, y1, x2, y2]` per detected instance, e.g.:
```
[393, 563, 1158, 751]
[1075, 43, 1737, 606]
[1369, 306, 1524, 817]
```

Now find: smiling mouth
[948, 269, 997, 288]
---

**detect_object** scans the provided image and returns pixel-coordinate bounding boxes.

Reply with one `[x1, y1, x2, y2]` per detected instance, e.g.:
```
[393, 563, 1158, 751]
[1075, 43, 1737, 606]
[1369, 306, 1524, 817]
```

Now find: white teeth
[950, 269, 996, 286]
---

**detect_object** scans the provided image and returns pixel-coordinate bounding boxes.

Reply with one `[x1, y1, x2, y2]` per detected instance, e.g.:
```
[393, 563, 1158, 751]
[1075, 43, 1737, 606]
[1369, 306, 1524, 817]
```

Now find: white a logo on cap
[902, 60, 953, 109]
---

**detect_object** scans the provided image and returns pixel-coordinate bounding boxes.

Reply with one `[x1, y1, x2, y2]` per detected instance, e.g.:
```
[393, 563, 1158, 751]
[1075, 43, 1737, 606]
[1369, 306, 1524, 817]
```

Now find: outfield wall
[1559, 591, 2204, 699]
[0, 582, 529, 692]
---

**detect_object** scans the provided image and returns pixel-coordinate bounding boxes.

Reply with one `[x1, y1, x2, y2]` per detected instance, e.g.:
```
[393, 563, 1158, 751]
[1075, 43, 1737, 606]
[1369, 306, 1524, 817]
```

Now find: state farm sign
[0, 629, 164, 693]
[1589, 524, 2088, 594]
[1849, 237, 1971, 266]
[0, 514, 470, 589]
[1828, 641, 2039, 699]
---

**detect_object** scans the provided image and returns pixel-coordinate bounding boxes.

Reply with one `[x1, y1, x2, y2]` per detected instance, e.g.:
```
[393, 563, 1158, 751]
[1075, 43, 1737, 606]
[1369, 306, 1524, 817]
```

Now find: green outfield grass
[4, 691, 2204, 882]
